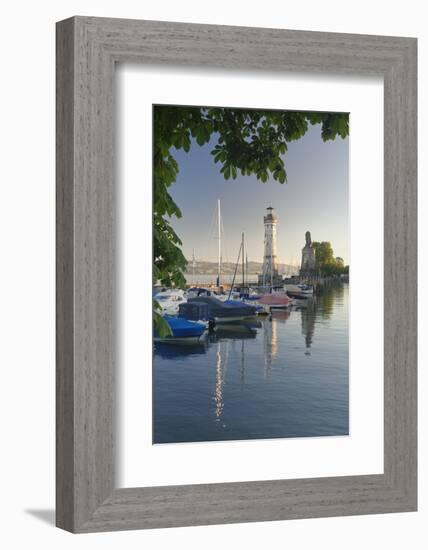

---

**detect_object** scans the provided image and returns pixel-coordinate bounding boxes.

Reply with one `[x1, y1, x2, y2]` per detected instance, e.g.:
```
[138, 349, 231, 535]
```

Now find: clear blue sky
[166, 119, 349, 267]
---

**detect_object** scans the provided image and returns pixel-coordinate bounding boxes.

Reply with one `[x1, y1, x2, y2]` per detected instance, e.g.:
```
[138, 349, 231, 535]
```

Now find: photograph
[152, 104, 350, 444]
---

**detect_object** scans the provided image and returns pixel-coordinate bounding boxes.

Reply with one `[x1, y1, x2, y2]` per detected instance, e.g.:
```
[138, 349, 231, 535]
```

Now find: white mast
[217, 199, 222, 287]
[192, 248, 196, 285]
[242, 232, 245, 287]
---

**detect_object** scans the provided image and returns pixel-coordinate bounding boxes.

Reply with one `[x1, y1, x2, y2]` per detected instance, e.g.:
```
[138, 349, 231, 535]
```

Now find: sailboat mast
[242, 232, 245, 287]
[192, 248, 195, 286]
[217, 199, 221, 287]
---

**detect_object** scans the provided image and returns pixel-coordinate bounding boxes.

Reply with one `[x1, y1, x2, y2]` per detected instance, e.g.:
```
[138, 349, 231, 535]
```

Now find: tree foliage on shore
[312, 241, 346, 276]
[153, 106, 349, 335]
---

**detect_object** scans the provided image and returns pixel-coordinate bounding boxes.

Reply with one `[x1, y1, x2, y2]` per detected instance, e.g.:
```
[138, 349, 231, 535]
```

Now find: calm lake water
[153, 284, 349, 444]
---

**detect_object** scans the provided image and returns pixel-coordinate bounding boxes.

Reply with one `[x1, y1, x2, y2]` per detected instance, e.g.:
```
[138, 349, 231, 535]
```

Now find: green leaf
[278, 170, 286, 184]
[153, 309, 172, 338]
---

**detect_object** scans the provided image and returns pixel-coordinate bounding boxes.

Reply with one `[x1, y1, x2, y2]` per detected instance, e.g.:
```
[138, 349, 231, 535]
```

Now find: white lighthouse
[259, 207, 282, 287]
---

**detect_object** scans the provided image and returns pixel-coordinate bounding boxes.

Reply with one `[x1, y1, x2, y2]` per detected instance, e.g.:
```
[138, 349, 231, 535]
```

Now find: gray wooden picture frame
[56, 16, 417, 533]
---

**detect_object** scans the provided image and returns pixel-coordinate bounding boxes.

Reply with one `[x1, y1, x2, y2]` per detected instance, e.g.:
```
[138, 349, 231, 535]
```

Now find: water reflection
[153, 285, 349, 443]
[213, 323, 258, 340]
[154, 341, 208, 359]
[319, 284, 344, 319]
[271, 310, 290, 323]
[297, 285, 345, 353]
[214, 341, 228, 420]
[300, 299, 317, 352]
[240, 339, 246, 389]
[263, 317, 278, 378]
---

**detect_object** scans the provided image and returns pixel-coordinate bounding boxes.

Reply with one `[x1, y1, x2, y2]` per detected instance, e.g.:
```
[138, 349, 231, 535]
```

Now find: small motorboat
[257, 292, 292, 312]
[216, 291, 239, 302]
[224, 287, 261, 301]
[153, 289, 187, 315]
[185, 287, 219, 298]
[297, 284, 314, 295]
[179, 296, 257, 324]
[285, 284, 312, 300]
[154, 315, 206, 345]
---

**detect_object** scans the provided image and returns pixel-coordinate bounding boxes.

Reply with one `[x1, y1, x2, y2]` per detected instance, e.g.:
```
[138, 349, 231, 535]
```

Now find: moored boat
[297, 284, 314, 295]
[154, 289, 187, 315]
[285, 284, 312, 300]
[154, 315, 206, 345]
[179, 296, 257, 324]
[257, 292, 292, 312]
[185, 287, 222, 299]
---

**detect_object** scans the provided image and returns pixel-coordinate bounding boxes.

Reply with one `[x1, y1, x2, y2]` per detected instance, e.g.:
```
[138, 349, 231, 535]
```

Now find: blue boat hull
[154, 316, 206, 344]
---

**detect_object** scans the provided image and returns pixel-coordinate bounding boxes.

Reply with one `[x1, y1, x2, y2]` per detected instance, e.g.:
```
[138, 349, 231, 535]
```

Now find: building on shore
[300, 230, 316, 277]
[258, 207, 283, 287]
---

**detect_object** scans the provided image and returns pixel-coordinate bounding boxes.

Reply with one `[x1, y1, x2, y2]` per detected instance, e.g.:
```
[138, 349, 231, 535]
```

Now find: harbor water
[153, 285, 349, 444]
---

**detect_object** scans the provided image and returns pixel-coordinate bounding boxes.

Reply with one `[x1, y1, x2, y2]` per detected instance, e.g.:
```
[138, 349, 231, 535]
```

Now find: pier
[285, 274, 346, 294]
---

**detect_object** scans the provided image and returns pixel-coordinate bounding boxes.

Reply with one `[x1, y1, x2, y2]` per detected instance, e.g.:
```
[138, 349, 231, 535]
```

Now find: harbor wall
[285, 274, 348, 294]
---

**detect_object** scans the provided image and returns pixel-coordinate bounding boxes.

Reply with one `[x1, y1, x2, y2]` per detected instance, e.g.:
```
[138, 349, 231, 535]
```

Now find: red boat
[257, 293, 291, 311]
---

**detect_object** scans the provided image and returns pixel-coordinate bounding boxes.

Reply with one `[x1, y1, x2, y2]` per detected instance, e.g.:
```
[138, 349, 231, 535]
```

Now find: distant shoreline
[185, 259, 299, 277]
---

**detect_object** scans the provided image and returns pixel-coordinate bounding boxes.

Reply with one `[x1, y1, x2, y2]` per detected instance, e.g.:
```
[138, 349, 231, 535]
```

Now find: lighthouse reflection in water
[153, 285, 349, 444]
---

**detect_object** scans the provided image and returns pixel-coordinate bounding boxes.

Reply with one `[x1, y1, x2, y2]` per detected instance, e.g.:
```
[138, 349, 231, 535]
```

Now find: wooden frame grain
[56, 16, 417, 533]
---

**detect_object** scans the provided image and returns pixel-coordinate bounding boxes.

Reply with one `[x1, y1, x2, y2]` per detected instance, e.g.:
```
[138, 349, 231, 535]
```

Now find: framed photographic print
[150, 103, 351, 446]
[56, 17, 417, 532]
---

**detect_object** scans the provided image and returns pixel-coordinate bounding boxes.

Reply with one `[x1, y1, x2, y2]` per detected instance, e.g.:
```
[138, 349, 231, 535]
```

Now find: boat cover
[178, 302, 211, 321]
[157, 316, 205, 338]
[258, 293, 290, 306]
[180, 296, 256, 320]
